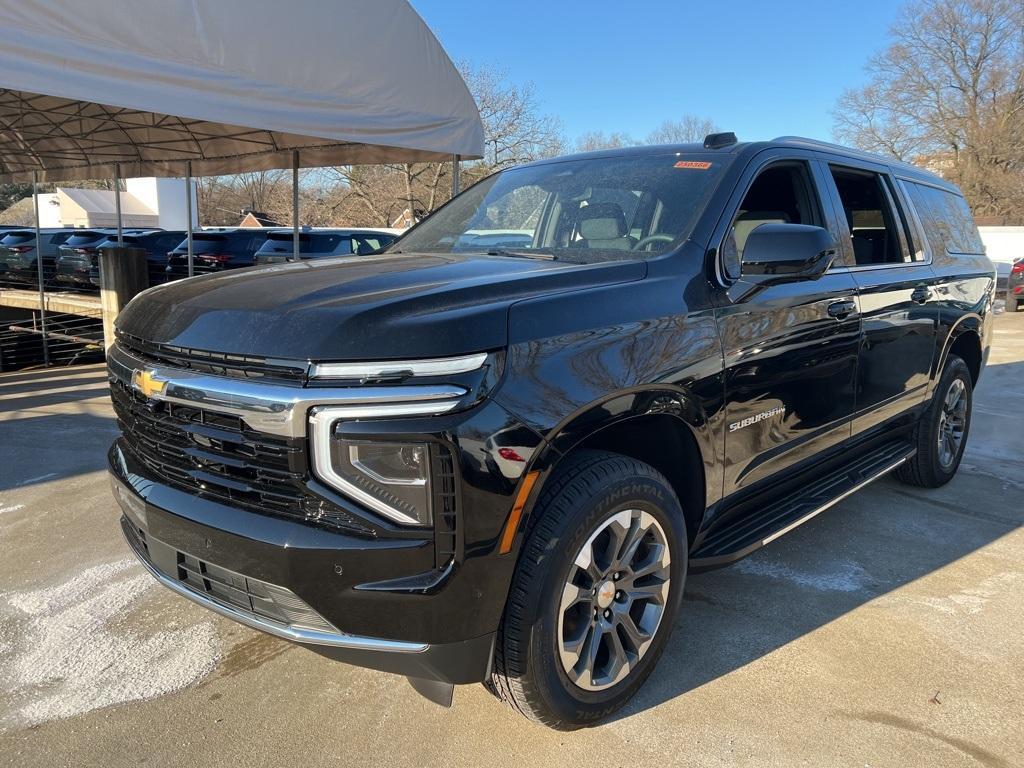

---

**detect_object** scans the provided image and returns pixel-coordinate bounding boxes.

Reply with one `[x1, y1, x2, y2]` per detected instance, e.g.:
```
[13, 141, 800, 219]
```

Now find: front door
[716, 154, 861, 497]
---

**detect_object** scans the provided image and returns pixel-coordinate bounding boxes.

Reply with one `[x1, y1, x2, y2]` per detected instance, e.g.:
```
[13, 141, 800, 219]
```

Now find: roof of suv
[521, 135, 959, 194]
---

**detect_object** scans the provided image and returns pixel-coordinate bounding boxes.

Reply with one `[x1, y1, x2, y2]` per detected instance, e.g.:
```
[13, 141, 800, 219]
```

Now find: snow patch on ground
[0, 504, 25, 515]
[908, 571, 1024, 616]
[0, 558, 220, 730]
[735, 557, 870, 593]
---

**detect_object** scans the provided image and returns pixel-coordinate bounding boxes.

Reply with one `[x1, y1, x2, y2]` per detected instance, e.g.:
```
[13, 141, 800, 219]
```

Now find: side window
[722, 162, 822, 279]
[829, 166, 914, 266]
[903, 182, 984, 255]
[352, 236, 384, 255]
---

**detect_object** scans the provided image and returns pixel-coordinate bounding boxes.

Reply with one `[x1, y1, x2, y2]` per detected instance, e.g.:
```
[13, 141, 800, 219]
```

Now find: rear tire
[489, 450, 687, 729]
[1007, 295, 1019, 312]
[896, 355, 972, 488]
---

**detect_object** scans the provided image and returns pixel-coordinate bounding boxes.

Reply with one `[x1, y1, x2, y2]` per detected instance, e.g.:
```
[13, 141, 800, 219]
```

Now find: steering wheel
[632, 234, 674, 251]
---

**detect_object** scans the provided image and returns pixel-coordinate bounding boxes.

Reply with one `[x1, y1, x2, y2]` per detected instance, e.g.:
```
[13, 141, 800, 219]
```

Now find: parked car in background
[165, 229, 282, 279]
[94, 230, 185, 288]
[1008, 258, 1023, 311]
[55, 229, 167, 289]
[0, 228, 74, 286]
[253, 229, 399, 265]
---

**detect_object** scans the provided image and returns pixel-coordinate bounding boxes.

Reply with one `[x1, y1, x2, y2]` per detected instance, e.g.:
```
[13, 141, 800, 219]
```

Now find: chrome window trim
[309, 407, 431, 526]
[108, 342, 466, 439]
[310, 352, 488, 380]
[122, 521, 427, 653]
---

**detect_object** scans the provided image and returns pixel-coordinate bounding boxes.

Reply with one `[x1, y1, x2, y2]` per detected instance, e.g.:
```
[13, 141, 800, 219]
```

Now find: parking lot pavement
[1, 316, 1022, 768]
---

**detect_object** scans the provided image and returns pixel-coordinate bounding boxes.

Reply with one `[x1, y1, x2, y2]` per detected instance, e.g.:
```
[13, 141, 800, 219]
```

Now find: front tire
[896, 354, 973, 488]
[490, 450, 687, 729]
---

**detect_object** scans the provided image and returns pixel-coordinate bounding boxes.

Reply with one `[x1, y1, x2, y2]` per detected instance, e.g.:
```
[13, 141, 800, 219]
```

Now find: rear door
[818, 157, 940, 435]
[716, 150, 861, 496]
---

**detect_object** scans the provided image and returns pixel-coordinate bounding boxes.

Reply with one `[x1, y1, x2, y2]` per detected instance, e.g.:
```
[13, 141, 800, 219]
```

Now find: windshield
[391, 153, 725, 262]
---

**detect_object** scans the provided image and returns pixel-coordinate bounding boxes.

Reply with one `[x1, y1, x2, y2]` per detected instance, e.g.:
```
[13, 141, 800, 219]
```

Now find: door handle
[911, 286, 932, 304]
[827, 299, 857, 320]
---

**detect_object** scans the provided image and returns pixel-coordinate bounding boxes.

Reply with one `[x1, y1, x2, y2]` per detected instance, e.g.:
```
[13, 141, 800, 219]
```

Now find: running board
[690, 440, 914, 570]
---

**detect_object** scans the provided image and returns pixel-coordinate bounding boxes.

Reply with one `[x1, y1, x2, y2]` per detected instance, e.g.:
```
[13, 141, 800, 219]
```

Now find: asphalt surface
[1, 312, 1022, 768]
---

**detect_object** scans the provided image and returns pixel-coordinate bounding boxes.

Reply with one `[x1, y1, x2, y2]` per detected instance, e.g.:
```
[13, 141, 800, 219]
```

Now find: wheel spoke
[627, 577, 670, 605]
[616, 612, 653, 656]
[615, 515, 646, 569]
[560, 581, 589, 614]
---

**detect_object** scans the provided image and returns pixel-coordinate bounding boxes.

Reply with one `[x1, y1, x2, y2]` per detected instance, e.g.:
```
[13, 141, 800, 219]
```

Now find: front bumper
[110, 450, 495, 684]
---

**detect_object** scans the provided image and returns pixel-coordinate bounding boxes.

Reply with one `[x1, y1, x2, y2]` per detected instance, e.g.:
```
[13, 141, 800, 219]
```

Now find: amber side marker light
[498, 470, 540, 554]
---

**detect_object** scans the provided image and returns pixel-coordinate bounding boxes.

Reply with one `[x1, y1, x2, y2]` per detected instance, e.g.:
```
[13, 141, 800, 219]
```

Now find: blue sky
[411, 0, 904, 145]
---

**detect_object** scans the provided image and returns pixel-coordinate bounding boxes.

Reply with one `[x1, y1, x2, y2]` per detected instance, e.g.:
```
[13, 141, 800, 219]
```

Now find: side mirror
[741, 223, 837, 284]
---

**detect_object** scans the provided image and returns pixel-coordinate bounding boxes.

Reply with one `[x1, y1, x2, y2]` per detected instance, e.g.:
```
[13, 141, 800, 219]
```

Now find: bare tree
[833, 0, 1024, 217]
[646, 115, 719, 144]
[574, 131, 633, 152]
[330, 63, 566, 226]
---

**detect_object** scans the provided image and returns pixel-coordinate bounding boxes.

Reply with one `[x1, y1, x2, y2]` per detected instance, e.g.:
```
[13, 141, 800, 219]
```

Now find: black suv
[165, 229, 282, 278]
[253, 229, 399, 264]
[108, 136, 994, 729]
[0, 228, 74, 286]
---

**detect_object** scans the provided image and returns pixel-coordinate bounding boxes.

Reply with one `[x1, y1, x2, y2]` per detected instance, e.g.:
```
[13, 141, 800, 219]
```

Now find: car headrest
[578, 202, 627, 240]
[733, 210, 791, 252]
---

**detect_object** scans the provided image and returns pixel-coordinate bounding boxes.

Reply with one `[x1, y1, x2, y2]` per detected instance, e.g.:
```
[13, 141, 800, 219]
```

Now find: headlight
[310, 411, 433, 526]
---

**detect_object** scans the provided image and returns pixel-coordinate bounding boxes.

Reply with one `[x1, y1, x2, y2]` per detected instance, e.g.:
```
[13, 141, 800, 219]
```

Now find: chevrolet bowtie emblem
[131, 369, 167, 399]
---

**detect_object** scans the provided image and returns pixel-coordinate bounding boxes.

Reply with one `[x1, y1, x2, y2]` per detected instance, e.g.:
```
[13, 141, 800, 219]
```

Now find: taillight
[1011, 261, 1024, 275]
[198, 253, 232, 263]
[498, 448, 526, 462]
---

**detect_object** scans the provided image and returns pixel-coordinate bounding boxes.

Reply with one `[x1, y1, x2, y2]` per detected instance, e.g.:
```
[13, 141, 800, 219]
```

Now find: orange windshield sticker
[674, 160, 712, 169]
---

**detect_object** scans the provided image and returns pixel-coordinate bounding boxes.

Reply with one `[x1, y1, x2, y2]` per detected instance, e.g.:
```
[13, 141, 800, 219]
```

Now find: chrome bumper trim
[107, 342, 465, 438]
[121, 521, 428, 654]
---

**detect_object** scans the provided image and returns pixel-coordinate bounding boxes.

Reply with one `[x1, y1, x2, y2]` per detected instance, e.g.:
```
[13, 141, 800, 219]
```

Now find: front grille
[123, 518, 337, 633]
[115, 330, 309, 382]
[111, 377, 372, 535]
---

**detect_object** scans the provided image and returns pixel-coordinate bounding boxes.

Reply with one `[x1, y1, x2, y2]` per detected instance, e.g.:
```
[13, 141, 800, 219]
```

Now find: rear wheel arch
[937, 317, 983, 387]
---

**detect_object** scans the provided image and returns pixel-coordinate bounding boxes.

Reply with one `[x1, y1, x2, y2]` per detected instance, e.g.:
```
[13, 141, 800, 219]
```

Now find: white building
[30, 177, 198, 229]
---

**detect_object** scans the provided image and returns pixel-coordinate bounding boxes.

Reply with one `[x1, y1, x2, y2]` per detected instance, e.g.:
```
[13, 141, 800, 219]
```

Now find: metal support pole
[32, 173, 49, 366]
[185, 161, 194, 277]
[292, 150, 300, 261]
[114, 162, 123, 246]
[451, 154, 461, 198]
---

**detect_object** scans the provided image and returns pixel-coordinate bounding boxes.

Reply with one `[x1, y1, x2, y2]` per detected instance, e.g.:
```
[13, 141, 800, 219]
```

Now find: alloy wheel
[557, 509, 671, 691]
[937, 378, 967, 469]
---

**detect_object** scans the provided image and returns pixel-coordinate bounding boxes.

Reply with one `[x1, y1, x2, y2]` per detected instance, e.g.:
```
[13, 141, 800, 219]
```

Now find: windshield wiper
[485, 249, 557, 261]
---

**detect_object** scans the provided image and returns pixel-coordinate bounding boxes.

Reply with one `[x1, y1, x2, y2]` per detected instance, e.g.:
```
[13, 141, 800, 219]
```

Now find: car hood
[116, 252, 645, 360]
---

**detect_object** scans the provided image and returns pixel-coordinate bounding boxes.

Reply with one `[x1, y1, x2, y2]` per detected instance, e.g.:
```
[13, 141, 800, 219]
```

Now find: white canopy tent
[0, 0, 482, 363]
[0, 0, 483, 182]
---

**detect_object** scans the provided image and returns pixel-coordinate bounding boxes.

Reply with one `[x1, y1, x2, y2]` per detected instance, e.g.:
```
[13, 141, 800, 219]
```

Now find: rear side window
[829, 166, 917, 266]
[902, 182, 983, 255]
[351, 235, 393, 254]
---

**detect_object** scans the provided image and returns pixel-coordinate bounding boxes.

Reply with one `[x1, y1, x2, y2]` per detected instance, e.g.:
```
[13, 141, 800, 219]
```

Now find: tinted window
[351, 235, 393, 254]
[830, 166, 913, 266]
[63, 232, 108, 247]
[723, 162, 823, 278]
[1, 231, 35, 245]
[903, 182, 983, 255]
[393, 154, 726, 262]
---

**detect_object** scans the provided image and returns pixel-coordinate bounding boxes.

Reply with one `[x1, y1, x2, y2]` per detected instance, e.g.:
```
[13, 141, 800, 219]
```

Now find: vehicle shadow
[613, 358, 1024, 722]
[0, 365, 118, 492]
